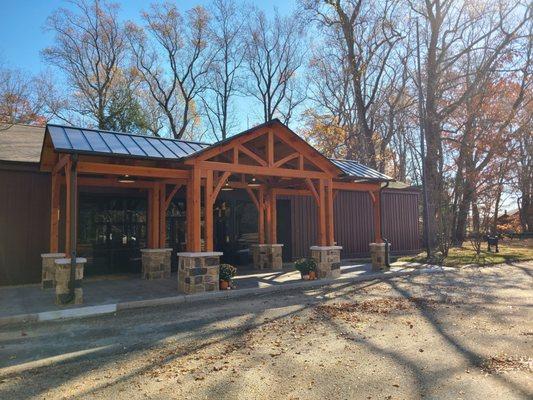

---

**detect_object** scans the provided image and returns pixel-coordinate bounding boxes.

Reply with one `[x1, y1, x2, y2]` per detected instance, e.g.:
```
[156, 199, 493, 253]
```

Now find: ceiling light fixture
[220, 181, 234, 191]
[117, 174, 135, 184]
[247, 177, 261, 187]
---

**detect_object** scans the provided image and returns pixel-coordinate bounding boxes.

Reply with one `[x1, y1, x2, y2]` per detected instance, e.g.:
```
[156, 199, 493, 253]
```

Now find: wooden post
[269, 188, 277, 244]
[64, 160, 71, 254]
[372, 190, 383, 243]
[149, 183, 160, 249]
[265, 192, 272, 244]
[318, 179, 326, 246]
[50, 171, 60, 253]
[147, 188, 153, 248]
[326, 179, 334, 246]
[159, 183, 166, 248]
[258, 188, 265, 244]
[205, 170, 214, 251]
[186, 167, 202, 251]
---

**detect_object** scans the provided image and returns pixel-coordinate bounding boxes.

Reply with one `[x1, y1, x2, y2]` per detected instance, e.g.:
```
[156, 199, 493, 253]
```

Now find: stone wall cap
[177, 252, 223, 257]
[250, 244, 284, 247]
[369, 242, 389, 247]
[310, 246, 343, 251]
[55, 257, 87, 265]
[41, 253, 66, 258]
[141, 248, 173, 253]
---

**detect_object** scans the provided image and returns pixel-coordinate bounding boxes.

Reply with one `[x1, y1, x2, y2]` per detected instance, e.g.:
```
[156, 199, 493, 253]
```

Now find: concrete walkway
[0, 262, 443, 325]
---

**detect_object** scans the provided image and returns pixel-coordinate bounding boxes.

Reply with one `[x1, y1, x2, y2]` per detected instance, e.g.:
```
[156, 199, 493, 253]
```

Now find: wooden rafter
[273, 152, 298, 168]
[305, 178, 319, 204]
[238, 144, 267, 166]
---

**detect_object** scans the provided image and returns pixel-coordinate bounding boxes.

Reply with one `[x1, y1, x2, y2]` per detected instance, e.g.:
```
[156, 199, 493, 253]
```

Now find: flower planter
[302, 274, 310, 280]
[219, 280, 230, 290]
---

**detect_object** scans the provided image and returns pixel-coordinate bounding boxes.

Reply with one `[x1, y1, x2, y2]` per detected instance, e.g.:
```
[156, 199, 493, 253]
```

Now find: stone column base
[310, 246, 342, 279]
[369, 242, 390, 271]
[141, 248, 172, 279]
[40, 253, 65, 289]
[177, 252, 223, 294]
[250, 244, 283, 270]
[54, 258, 86, 305]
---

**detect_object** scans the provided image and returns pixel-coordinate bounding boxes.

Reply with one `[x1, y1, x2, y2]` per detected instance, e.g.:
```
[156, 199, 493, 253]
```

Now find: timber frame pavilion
[39, 119, 391, 297]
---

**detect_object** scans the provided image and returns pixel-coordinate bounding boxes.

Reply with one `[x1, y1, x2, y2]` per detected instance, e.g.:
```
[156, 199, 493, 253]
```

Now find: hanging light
[247, 176, 261, 187]
[117, 174, 135, 183]
[221, 181, 234, 191]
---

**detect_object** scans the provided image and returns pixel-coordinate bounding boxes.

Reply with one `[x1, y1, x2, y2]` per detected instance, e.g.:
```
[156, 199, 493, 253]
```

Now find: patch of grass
[398, 240, 533, 267]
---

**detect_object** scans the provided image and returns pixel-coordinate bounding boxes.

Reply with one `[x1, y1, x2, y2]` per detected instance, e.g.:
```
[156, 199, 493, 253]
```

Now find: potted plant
[219, 263, 237, 290]
[294, 258, 317, 280]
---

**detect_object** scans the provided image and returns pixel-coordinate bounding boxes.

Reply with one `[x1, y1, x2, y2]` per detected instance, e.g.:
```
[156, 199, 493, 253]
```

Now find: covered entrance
[39, 119, 391, 300]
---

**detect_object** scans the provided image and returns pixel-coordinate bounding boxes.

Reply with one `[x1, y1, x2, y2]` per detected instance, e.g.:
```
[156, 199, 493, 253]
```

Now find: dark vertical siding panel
[0, 167, 50, 285]
[382, 190, 421, 253]
[333, 191, 374, 258]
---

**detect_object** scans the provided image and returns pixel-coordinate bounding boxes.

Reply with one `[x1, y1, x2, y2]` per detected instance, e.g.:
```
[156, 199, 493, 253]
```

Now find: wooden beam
[238, 144, 267, 166]
[332, 181, 382, 192]
[305, 178, 319, 204]
[258, 188, 265, 244]
[77, 177, 155, 189]
[274, 188, 313, 197]
[186, 167, 202, 251]
[326, 179, 334, 246]
[211, 171, 231, 203]
[269, 189, 277, 244]
[273, 152, 299, 168]
[159, 183, 166, 248]
[205, 170, 214, 251]
[151, 184, 160, 248]
[267, 131, 274, 167]
[50, 171, 60, 253]
[317, 179, 326, 246]
[244, 186, 260, 210]
[53, 154, 70, 175]
[77, 161, 189, 179]
[164, 184, 182, 210]
[64, 160, 72, 254]
[198, 161, 331, 179]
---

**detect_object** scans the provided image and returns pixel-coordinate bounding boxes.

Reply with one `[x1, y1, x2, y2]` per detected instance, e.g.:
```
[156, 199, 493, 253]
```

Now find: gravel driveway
[0, 262, 531, 399]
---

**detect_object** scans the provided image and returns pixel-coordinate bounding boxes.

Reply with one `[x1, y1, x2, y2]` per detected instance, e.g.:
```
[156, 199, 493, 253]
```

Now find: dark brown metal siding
[0, 165, 51, 286]
[382, 189, 421, 253]
[286, 189, 420, 260]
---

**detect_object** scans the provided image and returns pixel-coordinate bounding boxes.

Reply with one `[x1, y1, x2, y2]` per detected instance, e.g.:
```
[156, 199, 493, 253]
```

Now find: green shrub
[294, 258, 317, 275]
[219, 263, 237, 281]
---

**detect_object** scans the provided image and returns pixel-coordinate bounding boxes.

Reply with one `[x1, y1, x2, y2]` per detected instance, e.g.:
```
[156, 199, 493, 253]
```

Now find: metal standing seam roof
[44, 124, 392, 181]
[46, 124, 211, 160]
[330, 158, 393, 181]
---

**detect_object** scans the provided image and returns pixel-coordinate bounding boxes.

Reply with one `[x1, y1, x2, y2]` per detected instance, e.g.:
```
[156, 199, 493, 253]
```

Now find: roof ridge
[46, 123, 212, 146]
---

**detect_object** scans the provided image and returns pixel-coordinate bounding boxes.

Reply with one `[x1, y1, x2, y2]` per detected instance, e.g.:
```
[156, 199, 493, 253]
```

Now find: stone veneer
[250, 244, 283, 270]
[177, 252, 223, 294]
[40, 253, 65, 289]
[310, 246, 342, 279]
[54, 257, 86, 305]
[141, 248, 173, 279]
[369, 242, 390, 271]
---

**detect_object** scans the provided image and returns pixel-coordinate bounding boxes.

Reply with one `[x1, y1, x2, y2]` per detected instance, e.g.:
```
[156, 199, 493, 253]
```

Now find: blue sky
[0, 0, 297, 74]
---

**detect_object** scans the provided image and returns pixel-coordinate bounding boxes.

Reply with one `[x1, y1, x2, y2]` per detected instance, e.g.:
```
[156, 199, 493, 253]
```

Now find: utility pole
[416, 18, 431, 258]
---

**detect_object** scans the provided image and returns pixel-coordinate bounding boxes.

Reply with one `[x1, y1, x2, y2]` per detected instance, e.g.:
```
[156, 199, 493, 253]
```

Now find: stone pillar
[141, 248, 173, 279]
[310, 246, 342, 279]
[177, 252, 223, 294]
[40, 253, 65, 289]
[250, 244, 283, 270]
[369, 242, 390, 271]
[54, 258, 86, 305]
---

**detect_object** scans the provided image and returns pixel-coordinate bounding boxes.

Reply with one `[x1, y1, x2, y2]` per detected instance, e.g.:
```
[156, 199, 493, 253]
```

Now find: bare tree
[126, 2, 213, 139]
[42, 0, 130, 129]
[201, 0, 245, 141]
[410, 0, 531, 248]
[303, 0, 402, 169]
[0, 66, 47, 129]
[243, 8, 307, 125]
